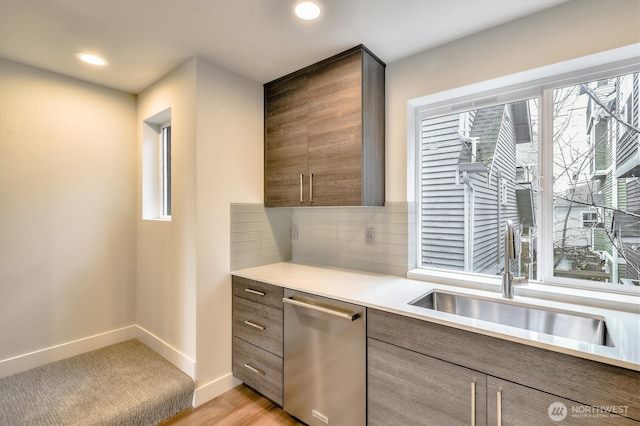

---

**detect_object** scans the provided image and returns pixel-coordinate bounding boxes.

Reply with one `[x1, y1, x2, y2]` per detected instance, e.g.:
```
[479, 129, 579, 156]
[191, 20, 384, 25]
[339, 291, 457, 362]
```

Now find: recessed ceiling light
[76, 53, 108, 66]
[294, 1, 321, 20]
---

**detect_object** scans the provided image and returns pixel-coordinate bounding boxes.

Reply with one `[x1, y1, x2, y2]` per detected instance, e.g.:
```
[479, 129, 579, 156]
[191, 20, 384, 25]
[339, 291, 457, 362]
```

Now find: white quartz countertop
[232, 262, 640, 371]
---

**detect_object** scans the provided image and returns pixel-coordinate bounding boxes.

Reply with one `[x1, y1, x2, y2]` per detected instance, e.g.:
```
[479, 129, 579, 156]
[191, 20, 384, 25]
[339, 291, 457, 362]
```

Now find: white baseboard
[134, 325, 195, 379]
[193, 372, 241, 407]
[0, 325, 197, 381]
[0, 326, 137, 378]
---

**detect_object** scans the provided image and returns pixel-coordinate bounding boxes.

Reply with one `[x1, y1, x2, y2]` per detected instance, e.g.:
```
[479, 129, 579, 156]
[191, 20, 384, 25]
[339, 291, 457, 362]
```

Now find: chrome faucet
[502, 220, 526, 298]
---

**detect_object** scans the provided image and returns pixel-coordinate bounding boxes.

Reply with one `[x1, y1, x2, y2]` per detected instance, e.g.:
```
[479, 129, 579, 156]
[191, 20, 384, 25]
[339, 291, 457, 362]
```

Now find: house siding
[420, 104, 523, 275]
[421, 114, 465, 270]
[616, 73, 639, 173]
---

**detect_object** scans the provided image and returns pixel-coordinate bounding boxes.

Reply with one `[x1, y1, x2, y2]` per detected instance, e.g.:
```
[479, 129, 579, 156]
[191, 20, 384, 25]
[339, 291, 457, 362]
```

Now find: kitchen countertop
[232, 261, 640, 371]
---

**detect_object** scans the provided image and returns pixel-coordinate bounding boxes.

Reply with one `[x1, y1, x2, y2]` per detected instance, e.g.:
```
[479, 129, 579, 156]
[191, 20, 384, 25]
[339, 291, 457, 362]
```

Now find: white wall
[194, 58, 263, 401]
[136, 57, 263, 400]
[0, 58, 137, 375]
[136, 59, 198, 375]
[385, 0, 640, 203]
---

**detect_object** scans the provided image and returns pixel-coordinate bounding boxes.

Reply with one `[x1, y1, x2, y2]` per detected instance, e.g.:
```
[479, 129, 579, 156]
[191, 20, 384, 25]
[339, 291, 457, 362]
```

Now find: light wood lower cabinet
[486, 377, 637, 425]
[368, 338, 486, 426]
[232, 337, 283, 405]
[229, 278, 639, 423]
[369, 341, 636, 426]
[368, 308, 640, 425]
[231, 276, 284, 405]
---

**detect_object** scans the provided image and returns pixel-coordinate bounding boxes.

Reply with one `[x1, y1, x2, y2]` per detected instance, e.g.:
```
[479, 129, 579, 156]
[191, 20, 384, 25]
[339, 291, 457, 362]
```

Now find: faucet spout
[502, 220, 516, 298]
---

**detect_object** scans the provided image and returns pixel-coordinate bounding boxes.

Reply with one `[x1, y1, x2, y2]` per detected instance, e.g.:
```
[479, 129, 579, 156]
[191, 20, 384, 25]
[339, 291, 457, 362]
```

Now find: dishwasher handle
[283, 297, 360, 321]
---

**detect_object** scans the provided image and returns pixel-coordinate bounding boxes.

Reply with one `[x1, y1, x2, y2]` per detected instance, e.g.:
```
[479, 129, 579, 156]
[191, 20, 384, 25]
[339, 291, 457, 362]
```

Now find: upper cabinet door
[264, 45, 385, 207]
[307, 51, 363, 206]
[264, 73, 308, 207]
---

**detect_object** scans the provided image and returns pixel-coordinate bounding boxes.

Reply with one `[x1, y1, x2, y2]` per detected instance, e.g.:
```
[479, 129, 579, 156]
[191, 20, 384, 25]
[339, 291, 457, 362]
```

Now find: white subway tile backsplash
[230, 204, 291, 271]
[230, 221, 261, 233]
[230, 202, 414, 276]
[230, 240, 262, 253]
[291, 203, 413, 276]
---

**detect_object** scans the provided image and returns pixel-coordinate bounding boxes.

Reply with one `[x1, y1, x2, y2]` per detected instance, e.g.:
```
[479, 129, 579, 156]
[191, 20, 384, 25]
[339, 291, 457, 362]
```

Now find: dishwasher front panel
[283, 289, 366, 426]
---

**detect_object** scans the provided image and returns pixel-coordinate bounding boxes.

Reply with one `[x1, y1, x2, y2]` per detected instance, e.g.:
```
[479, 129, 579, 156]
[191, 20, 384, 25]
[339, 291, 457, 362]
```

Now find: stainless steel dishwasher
[283, 289, 366, 426]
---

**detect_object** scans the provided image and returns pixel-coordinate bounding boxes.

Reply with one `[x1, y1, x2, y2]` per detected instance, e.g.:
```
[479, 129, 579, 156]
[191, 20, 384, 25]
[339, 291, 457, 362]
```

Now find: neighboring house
[616, 73, 640, 180]
[583, 72, 640, 284]
[553, 183, 608, 281]
[421, 101, 532, 276]
[613, 210, 640, 284]
[616, 74, 640, 284]
[554, 182, 604, 250]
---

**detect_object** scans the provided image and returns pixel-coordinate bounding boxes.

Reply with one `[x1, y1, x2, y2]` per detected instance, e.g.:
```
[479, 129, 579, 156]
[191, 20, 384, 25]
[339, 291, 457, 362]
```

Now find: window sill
[143, 217, 172, 222]
[407, 268, 640, 314]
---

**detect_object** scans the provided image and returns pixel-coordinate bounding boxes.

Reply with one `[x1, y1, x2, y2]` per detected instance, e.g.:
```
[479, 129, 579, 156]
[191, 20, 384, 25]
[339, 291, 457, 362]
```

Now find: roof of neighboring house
[459, 101, 532, 166]
[512, 101, 533, 144]
[460, 104, 503, 164]
[554, 182, 604, 208]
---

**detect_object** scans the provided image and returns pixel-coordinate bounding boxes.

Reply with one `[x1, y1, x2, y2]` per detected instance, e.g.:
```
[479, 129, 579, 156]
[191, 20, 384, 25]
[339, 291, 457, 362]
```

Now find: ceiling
[0, 0, 567, 94]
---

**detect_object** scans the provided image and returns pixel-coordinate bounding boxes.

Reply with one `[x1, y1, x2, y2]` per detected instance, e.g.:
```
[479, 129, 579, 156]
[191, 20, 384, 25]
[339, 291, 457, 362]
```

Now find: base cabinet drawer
[232, 337, 283, 405]
[233, 296, 283, 357]
[232, 276, 283, 308]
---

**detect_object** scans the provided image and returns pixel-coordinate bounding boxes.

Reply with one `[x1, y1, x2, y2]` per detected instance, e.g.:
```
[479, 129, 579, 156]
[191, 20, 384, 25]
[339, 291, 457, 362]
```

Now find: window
[419, 99, 538, 278]
[415, 54, 639, 294]
[160, 123, 171, 217]
[552, 75, 638, 285]
[142, 108, 172, 220]
[582, 211, 600, 228]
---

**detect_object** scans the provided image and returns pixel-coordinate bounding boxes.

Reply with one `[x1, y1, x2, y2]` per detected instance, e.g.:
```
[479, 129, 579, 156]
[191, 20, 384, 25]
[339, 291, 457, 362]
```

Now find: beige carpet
[0, 339, 194, 425]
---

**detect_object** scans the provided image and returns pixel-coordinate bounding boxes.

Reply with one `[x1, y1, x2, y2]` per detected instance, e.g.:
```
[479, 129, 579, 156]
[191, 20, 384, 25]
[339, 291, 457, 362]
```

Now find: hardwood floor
[159, 384, 304, 425]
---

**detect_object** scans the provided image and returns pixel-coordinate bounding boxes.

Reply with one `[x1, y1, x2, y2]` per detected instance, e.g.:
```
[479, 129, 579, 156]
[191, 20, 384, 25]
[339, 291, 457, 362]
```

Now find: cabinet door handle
[309, 173, 314, 203]
[471, 381, 476, 426]
[244, 320, 265, 330]
[497, 390, 502, 426]
[244, 288, 265, 296]
[300, 174, 304, 203]
[244, 363, 265, 376]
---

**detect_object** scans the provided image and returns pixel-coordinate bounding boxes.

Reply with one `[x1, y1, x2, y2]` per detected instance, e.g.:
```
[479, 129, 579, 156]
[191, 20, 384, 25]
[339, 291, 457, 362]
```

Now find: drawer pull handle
[244, 288, 265, 296]
[244, 363, 265, 376]
[244, 320, 265, 330]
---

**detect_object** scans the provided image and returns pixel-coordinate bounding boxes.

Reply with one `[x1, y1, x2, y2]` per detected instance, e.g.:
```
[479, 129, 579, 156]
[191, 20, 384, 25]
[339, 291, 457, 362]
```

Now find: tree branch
[580, 84, 640, 134]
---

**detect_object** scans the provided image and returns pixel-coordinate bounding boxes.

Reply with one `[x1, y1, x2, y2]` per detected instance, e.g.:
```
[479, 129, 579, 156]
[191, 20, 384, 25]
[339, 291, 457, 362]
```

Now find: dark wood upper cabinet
[264, 45, 385, 207]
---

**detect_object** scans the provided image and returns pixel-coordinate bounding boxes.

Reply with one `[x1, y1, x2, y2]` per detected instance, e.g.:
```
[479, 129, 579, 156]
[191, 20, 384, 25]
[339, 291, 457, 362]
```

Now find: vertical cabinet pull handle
[309, 173, 314, 203]
[300, 174, 304, 203]
[471, 381, 476, 426]
[244, 288, 265, 296]
[497, 390, 502, 426]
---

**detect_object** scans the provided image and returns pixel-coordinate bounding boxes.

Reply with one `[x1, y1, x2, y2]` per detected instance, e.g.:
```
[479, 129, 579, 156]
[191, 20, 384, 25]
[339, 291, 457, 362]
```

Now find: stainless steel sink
[409, 290, 614, 347]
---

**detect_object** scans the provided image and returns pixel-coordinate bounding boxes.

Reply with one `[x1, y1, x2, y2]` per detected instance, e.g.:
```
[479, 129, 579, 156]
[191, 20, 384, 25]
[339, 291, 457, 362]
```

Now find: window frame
[160, 121, 171, 219]
[409, 45, 640, 296]
[142, 107, 171, 221]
